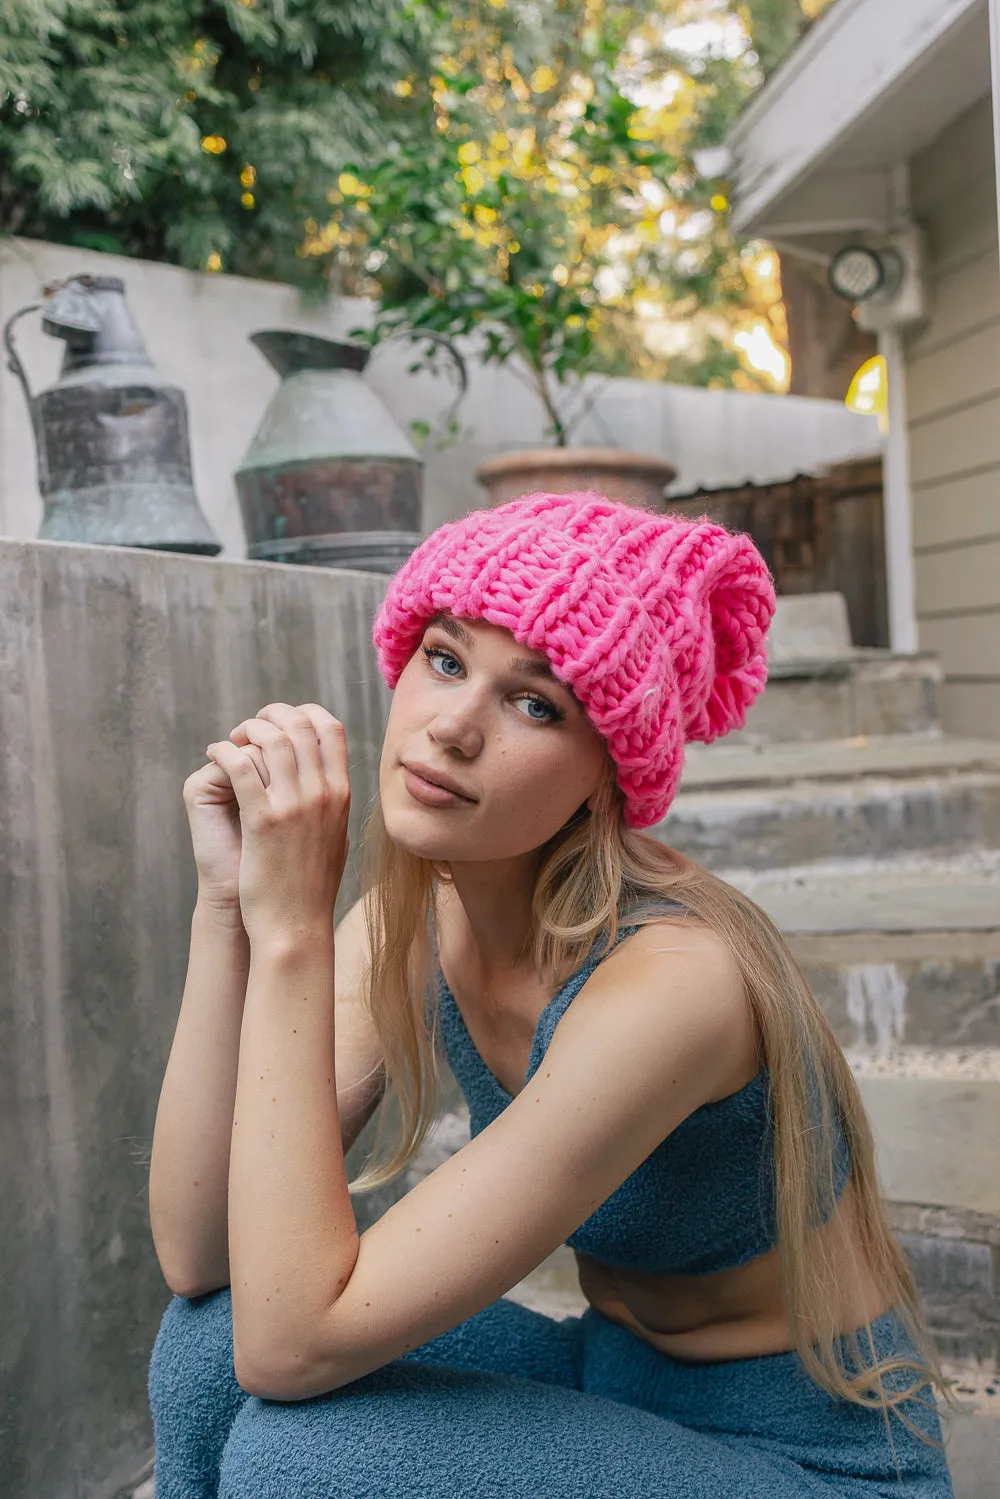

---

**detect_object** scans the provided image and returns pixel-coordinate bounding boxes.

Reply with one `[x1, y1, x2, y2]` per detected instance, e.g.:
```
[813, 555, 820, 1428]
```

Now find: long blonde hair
[354, 758, 947, 1425]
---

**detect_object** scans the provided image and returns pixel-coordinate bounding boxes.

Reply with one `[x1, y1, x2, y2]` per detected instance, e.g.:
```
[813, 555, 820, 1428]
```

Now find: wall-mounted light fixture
[825, 227, 928, 334]
[828, 245, 904, 303]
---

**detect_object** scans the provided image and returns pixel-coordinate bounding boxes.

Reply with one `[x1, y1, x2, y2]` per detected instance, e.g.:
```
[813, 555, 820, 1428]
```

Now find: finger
[227, 729, 271, 787]
[295, 704, 349, 788]
[230, 717, 300, 796]
[253, 703, 327, 791]
[206, 740, 270, 809]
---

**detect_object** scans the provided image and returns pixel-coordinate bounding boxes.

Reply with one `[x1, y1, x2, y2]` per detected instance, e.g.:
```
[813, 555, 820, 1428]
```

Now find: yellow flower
[710, 193, 729, 212]
[530, 65, 558, 93]
[394, 79, 413, 97]
[461, 164, 486, 194]
[552, 264, 569, 286]
[241, 192, 255, 209]
[508, 239, 521, 253]
[205, 252, 222, 272]
[457, 141, 481, 165]
[240, 164, 256, 188]
[201, 135, 226, 155]
[590, 165, 613, 186]
[473, 204, 497, 226]
[566, 315, 584, 329]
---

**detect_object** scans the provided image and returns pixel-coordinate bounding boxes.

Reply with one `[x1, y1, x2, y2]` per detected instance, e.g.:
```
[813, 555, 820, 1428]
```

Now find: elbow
[156, 1252, 229, 1302]
[233, 1342, 350, 1402]
[167, 1274, 230, 1302]
[152, 1227, 230, 1302]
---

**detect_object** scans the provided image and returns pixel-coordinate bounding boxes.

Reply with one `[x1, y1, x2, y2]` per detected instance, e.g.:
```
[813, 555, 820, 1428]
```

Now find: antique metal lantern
[4, 274, 221, 554]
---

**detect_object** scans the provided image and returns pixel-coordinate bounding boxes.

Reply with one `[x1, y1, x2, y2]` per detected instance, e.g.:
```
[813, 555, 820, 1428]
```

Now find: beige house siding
[908, 94, 1000, 738]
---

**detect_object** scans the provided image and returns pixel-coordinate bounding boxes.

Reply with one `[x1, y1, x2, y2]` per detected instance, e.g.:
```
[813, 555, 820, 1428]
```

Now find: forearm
[228, 929, 359, 1383]
[149, 902, 251, 1296]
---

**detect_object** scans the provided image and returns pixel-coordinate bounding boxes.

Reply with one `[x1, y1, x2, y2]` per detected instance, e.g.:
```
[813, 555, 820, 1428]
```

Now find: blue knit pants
[148, 1289, 953, 1498]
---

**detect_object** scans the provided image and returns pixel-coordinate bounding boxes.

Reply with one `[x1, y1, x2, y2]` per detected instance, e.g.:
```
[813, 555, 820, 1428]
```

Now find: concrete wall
[0, 538, 390, 1499]
[908, 94, 1000, 737]
[0, 237, 880, 557]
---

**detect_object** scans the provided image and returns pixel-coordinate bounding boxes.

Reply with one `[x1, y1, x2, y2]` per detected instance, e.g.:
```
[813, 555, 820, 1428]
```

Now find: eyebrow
[428, 613, 562, 685]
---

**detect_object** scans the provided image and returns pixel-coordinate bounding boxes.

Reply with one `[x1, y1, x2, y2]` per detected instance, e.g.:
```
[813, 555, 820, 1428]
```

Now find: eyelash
[420, 645, 564, 723]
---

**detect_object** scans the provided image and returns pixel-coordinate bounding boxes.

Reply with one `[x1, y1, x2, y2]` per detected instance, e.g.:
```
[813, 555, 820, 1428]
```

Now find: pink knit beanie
[373, 491, 775, 828]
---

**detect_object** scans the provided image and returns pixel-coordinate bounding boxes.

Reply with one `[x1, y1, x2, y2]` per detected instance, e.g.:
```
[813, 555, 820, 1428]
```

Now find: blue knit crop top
[435, 906, 852, 1277]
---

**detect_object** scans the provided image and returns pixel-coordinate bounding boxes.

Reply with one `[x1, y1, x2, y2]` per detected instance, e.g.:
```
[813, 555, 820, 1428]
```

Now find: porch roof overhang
[728, 0, 992, 253]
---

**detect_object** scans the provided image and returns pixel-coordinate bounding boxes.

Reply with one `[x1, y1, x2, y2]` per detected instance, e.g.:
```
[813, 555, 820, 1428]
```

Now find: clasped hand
[206, 702, 350, 945]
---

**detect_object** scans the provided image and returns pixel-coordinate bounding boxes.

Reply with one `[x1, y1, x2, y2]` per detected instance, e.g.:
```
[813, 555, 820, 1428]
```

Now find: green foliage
[0, 0, 425, 286]
[328, 1, 689, 440]
[0, 0, 826, 410]
[327, 0, 819, 436]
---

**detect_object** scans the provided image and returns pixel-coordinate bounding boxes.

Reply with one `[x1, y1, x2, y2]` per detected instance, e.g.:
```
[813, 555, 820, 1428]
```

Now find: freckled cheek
[485, 757, 578, 819]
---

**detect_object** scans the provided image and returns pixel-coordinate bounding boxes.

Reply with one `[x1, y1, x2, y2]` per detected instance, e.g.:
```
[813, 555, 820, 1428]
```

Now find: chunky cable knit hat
[373, 492, 775, 828]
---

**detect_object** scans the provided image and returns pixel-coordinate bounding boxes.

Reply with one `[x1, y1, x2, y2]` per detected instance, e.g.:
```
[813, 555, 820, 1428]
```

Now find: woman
[148, 493, 954, 1498]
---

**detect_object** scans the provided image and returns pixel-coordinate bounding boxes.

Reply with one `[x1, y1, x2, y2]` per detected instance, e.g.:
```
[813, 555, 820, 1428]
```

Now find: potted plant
[317, 3, 688, 508]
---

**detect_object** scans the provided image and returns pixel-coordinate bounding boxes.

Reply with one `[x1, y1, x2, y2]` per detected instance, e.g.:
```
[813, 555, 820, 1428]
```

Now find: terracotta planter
[475, 446, 676, 510]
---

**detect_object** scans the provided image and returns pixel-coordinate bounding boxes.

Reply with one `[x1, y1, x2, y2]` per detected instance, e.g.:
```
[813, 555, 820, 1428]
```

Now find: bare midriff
[574, 1177, 890, 1362]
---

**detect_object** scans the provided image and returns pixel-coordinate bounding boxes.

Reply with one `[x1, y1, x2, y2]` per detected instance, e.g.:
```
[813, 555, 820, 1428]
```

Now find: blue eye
[521, 695, 560, 719]
[421, 645, 562, 723]
[423, 645, 462, 678]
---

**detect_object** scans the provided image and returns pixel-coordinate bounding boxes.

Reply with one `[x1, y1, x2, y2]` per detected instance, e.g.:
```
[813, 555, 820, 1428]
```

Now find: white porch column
[878, 329, 919, 655]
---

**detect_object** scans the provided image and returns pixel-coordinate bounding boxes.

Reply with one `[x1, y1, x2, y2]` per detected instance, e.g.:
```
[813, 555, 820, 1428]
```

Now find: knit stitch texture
[373, 491, 776, 826]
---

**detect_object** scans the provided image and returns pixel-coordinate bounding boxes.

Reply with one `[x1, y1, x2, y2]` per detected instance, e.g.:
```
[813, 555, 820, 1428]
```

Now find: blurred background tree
[0, 0, 425, 287]
[324, 0, 838, 419]
[0, 0, 837, 389]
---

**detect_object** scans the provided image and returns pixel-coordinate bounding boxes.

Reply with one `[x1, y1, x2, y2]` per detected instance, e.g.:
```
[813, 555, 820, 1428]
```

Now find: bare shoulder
[562, 911, 758, 1105]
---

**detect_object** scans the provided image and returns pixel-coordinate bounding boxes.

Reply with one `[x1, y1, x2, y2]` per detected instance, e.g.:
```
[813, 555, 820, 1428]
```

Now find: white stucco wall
[0, 237, 880, 557]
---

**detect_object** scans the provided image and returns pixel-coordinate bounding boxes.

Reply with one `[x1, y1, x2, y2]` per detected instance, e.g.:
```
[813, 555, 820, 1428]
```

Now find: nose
[426, 689, 485, 758]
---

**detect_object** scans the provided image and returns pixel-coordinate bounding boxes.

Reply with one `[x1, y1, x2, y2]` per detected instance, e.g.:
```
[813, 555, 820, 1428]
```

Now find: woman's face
[379, 613, 611, 864]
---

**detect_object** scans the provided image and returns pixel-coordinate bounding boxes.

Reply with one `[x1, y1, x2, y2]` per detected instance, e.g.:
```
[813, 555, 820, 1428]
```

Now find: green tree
[0, 0, 424, 286]
[1, 0, 832, 393]
[320, 0, 824, 431]
[325, 1, 694, 441]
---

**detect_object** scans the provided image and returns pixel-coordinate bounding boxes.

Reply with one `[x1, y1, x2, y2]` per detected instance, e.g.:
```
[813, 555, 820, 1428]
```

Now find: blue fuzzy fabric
[437, 905, 852, 1276]
[149, 1291, 954, 1498]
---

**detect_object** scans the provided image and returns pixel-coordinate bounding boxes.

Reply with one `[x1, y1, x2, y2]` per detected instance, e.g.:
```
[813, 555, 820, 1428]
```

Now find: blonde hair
[355, 758, 948, 1428]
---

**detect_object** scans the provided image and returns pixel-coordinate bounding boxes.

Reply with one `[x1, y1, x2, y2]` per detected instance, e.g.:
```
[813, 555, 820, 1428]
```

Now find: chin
[380, 797, 466, 860]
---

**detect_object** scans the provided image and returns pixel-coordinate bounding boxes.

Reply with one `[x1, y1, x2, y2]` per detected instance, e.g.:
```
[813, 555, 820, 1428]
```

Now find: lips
[402, 762, 476, 801]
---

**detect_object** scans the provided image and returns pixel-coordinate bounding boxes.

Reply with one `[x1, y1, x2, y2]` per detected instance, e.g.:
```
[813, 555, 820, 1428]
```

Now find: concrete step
[736, 651, 942, 744]
[719, 854, 1000, 1048]
[849, 1050, 1000, 1367]
[662, 736, 1000, 870]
